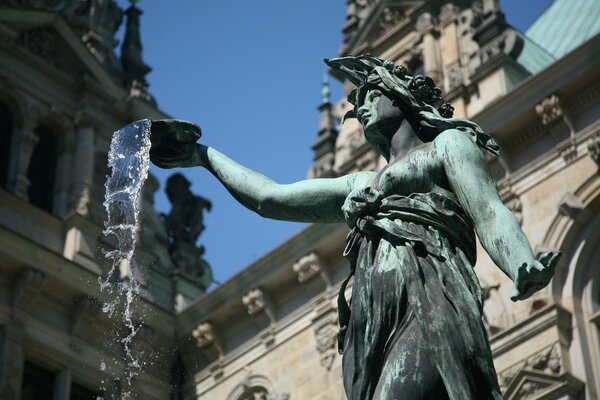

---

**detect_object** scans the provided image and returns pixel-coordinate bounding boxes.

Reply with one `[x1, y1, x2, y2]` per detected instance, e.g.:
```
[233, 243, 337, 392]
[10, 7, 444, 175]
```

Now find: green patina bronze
[149, 55, 559, 400]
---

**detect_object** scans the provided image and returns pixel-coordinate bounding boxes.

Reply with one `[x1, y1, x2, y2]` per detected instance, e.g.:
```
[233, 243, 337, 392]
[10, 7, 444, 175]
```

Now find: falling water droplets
[101, 119, 152, 398]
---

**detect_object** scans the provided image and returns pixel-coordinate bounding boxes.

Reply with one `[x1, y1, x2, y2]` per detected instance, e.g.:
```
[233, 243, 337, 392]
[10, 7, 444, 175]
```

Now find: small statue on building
[163, 173, 213, 291]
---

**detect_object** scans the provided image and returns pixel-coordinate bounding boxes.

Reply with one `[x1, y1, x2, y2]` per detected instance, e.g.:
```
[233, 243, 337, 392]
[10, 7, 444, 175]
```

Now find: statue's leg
[372, 315, 449, 400]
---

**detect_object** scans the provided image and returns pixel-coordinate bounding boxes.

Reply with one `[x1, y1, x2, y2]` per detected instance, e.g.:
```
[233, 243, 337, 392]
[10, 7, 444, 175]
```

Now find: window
[27, 124, 58, 212]
[21, 362, 55, 400]
[0, 101, 12, 188]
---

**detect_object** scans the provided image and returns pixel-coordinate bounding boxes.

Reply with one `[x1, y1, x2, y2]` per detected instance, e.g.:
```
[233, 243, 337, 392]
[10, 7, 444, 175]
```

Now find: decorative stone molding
[313, 313, 338, 370]
[193, 321, 216, 347]
[242, 288, 276, 325]
[192, 321, 225, 359]
[587, 133, 600, 167]
[10, 268, 45, 315]
[446, 62, 463, 91]
[16, 28, 61, 68]
[415, 12, 437, 37]
[242, 288, 266, 315]
[557, 139, 578, 164]
[312, 296, 339, 370]
[499, 343, 584, 400]
[227, 371, 289, 400]
[481, 282, 502, 335]
[557, 192, 584, 219]
[498, 343, 562, 392]
[535, 94, 562, 126]
[9, 121, 39, 199]
[439, 3, 458, 27]
[292, 252, 321, 282]
[259, 327, 276, 348]
[378, 7, 403, 34]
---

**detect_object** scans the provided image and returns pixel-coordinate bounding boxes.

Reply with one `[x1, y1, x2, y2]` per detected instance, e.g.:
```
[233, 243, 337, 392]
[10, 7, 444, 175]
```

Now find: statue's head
[166, 173, 191, 202]
[325, 55, 500, 159]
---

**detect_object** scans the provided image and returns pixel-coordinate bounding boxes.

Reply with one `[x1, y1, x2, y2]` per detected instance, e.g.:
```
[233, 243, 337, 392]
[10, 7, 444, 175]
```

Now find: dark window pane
[71, 382, 100, 400]
[27, 125, 57, 212]
[0, 101, 12, 188]
[21, 361, 55, 400]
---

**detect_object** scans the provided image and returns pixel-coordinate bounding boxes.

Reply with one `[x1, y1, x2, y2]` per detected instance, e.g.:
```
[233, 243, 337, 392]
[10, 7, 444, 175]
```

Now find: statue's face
[357, 88, 404, 158]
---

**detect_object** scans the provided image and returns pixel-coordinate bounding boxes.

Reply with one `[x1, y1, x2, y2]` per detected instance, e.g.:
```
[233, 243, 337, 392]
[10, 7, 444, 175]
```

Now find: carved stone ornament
[11, 268, 45, 314]
[242, 288, 265, 315]
[378, 7, 403, 33]
[498, 343, 562, 393]
[192, 321, 215, 348]
[229, 371, 290, 400]
[558, 191, 584, 219]
[587, 133, 600, 166]
[446, 62, 463, 91]
[313, 313, 338, 370]
[292, 252, 321, 282]
[535, 94, 563, 126]
[16, 29, 61, 67]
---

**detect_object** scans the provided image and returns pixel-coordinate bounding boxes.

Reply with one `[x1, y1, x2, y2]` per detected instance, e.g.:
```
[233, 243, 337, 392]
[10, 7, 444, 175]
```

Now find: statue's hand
[510, 251, 561, 302]
[150, 119, 204, 169]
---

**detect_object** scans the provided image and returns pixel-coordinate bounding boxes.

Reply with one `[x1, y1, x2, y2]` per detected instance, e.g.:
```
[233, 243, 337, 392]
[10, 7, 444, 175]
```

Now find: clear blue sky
[114, 0, 554, 287]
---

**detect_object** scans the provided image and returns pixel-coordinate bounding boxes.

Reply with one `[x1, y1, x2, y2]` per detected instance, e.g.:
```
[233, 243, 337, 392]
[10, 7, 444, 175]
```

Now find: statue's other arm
[435, 129, 559, 301]
[195, 144, 374, 223]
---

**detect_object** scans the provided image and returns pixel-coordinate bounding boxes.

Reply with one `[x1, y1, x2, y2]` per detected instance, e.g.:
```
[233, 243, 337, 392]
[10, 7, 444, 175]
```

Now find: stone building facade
[0, 2, 209, 399]
[179, 1, 600, 399]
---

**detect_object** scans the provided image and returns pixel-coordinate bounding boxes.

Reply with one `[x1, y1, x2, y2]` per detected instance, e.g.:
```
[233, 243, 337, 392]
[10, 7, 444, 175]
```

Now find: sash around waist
[342, 190, 476, 265]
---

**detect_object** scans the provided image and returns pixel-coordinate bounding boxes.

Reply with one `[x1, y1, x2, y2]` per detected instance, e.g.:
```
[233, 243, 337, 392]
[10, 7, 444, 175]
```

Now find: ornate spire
[321, 71, 331, 104]
[120, 0, 154, 103]
[309, 72, 338, 179]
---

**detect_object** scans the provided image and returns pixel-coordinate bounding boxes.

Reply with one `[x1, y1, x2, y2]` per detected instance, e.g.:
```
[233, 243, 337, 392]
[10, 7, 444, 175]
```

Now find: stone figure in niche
[148, 56, 560, 399]
[163, 172, 212, 290]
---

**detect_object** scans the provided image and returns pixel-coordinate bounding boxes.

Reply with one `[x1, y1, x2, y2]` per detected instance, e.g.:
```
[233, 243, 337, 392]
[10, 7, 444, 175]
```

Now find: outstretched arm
[195, 144, 373, 222]
[149, 119, 374, 223]
[435, 129, 560, 301]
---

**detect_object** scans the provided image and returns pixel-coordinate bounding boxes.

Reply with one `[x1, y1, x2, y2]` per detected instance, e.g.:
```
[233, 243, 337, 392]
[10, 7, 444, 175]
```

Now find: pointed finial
[121, 0, 154, 103]
[321, 71, 331, 104]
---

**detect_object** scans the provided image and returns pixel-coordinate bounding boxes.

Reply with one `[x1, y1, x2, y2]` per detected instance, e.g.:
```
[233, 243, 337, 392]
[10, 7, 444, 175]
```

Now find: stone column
[53, 129, 75, 217]
[416, 13, 442, 84]
[71, 123, 95, 216]
[53, 368, 71, 400]
[440, 4, 463, 92]
[0, 324, 26, 400]
[8, 119, 38, 200]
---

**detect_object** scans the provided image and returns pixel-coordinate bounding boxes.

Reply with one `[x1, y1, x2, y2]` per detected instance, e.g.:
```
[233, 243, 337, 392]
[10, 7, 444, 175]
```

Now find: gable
[0, 8, 124, 97]
[343, 0, 423, 55]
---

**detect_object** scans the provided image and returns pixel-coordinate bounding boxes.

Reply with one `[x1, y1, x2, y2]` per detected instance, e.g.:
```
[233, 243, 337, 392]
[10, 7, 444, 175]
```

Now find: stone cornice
[490, 304, 571, 358]
[189, 287, 340, 397]
[177, 223, 347, 333]
[471, 33, 600, 135]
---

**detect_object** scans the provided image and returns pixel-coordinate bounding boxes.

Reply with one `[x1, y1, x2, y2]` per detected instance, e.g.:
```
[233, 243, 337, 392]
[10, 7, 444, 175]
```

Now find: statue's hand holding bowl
[150, 119, 205, 169]
[510, 251, 561, 302]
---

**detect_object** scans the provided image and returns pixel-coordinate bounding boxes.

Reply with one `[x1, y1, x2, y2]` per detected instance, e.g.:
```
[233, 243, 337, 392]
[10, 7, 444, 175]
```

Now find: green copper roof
[516, 32, 556, 75]
[525, 0, 600, 59]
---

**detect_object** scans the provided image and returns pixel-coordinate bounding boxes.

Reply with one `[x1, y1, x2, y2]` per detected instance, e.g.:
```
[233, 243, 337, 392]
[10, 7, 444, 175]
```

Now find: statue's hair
[324, 55, 500, 156]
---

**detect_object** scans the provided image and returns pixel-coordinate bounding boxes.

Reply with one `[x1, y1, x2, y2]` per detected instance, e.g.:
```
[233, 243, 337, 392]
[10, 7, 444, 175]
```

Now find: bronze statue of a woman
[149, 55, 559, 400]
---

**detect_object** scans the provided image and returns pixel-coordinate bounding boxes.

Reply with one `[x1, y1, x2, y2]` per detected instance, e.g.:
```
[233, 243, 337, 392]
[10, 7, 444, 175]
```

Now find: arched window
[239, 386, 268, 400]
[227, 374, 288, 400]
[27, 124, 58, 212]
[0, 101, 12, 189]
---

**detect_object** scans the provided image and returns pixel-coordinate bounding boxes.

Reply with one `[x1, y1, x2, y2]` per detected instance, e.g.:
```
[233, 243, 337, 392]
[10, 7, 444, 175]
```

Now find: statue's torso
[365, 140, 450, 199]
